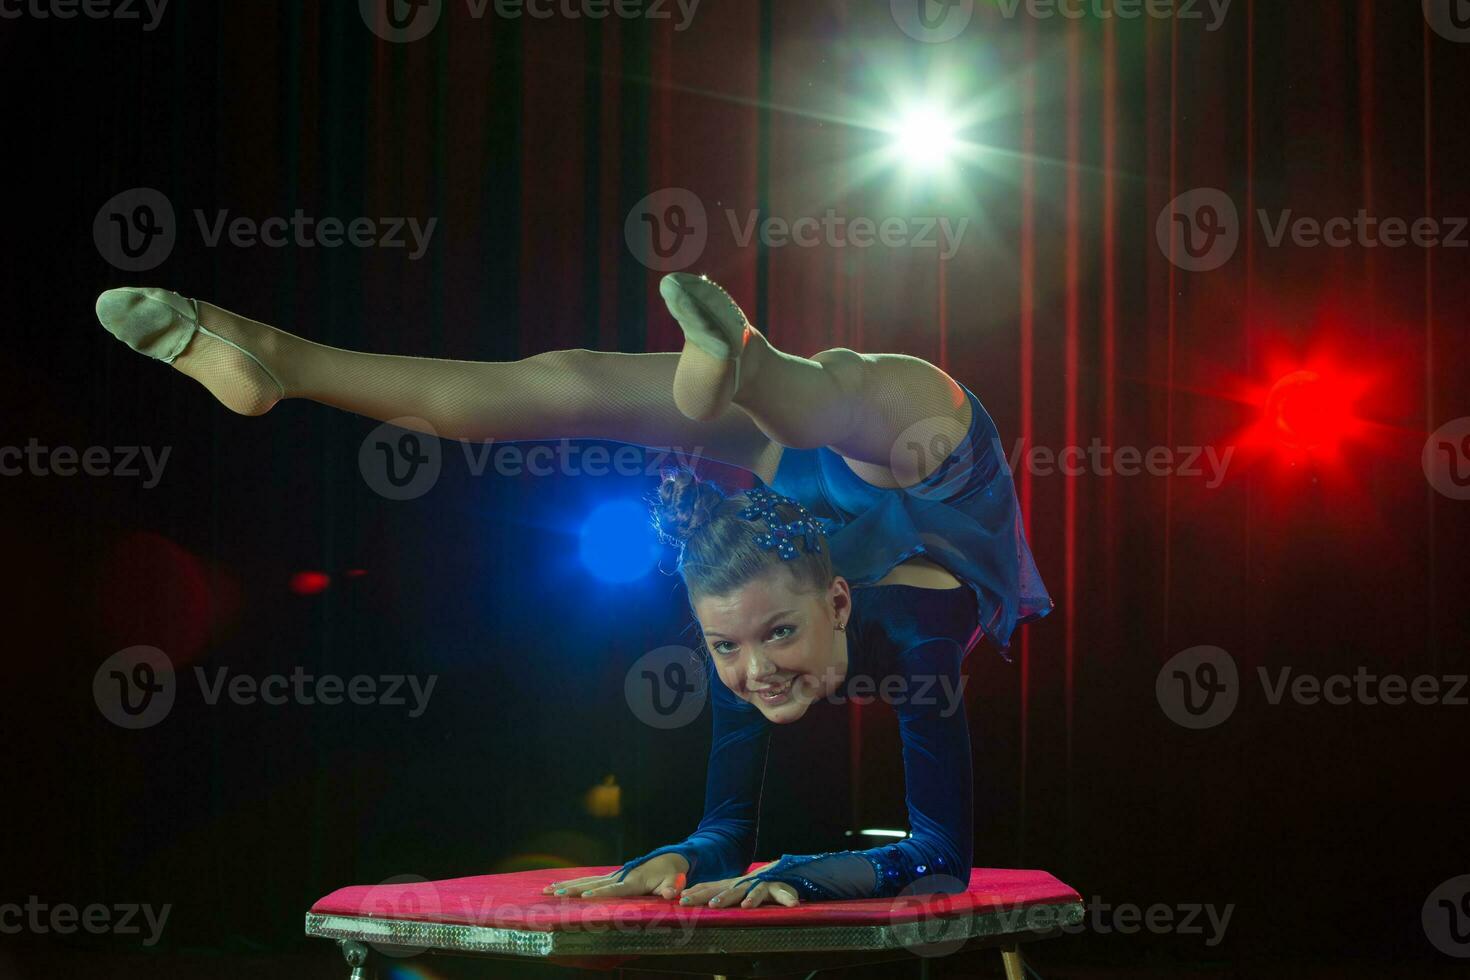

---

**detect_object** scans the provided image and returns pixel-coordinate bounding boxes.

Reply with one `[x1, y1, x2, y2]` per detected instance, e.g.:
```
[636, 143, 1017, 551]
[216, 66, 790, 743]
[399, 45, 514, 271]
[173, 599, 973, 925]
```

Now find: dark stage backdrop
[2, 0, 1468, 975]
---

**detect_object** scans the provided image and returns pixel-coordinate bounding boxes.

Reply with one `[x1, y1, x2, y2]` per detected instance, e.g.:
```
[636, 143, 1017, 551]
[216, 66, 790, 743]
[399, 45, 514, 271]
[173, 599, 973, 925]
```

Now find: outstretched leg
[97, 289, 780, 479]
[96, 276, 971, 489]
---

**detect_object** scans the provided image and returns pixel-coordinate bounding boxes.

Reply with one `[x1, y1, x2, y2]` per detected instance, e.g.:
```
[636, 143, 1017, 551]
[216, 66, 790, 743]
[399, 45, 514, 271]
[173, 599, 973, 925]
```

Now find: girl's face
[693, 568, 851, 724]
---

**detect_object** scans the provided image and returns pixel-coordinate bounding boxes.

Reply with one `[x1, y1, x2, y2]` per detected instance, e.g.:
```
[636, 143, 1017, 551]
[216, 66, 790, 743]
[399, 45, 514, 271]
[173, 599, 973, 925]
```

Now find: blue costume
[620, 383, 1053, 900]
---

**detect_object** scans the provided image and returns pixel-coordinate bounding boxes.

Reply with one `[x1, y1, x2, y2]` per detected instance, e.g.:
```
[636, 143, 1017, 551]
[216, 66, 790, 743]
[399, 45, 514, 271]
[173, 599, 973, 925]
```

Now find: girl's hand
[541, 852, 689, 900]
[677, 863, 800, 909]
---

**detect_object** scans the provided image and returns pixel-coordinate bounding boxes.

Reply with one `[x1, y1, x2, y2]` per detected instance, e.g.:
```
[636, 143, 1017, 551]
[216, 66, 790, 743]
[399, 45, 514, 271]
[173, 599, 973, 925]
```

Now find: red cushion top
[310, 865, 1081, 931]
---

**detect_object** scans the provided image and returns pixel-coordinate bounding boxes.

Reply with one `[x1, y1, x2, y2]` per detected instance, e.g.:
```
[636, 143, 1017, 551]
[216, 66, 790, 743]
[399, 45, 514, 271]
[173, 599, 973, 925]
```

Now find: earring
[834, 622, 847, 632]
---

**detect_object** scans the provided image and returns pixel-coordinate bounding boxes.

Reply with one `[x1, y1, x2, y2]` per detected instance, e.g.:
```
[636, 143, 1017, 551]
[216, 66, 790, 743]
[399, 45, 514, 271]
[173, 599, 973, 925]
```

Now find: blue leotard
[618, 384, 1052, 899]
[767, 381, 1052, 660]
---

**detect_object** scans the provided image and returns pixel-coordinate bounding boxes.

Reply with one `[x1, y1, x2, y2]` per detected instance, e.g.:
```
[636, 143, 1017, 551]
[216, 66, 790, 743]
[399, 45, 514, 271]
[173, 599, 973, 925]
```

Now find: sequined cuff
[752, 847, 963, 902]
[750, 854, 837, 903]
[750, 851, 880, 902]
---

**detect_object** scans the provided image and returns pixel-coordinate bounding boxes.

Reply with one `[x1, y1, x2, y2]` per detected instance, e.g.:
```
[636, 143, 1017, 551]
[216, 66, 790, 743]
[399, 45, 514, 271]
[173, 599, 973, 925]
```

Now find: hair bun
[649, 466, 726, 547]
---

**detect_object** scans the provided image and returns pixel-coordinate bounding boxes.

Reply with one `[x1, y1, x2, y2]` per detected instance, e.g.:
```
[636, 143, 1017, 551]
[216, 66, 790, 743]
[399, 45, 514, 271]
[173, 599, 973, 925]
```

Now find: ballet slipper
[660, 273, 755, 421]
[96, 287, 285, 415]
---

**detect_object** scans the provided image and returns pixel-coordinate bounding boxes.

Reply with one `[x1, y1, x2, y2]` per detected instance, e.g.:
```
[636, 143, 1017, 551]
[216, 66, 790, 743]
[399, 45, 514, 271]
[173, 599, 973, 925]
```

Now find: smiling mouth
[751, 680, 793, 704]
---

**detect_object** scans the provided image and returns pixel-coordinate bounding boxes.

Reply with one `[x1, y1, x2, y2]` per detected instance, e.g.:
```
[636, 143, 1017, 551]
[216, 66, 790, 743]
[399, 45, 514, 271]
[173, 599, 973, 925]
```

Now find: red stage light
[1262, 370, 1356, 453]
[289, 571, 332, 595]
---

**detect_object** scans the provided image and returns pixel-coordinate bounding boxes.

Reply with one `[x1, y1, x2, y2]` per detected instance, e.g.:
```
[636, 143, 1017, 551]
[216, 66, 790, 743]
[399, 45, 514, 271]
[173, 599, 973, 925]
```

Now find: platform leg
[999, 946, 1025, 980]
[339, 939, 372, 980]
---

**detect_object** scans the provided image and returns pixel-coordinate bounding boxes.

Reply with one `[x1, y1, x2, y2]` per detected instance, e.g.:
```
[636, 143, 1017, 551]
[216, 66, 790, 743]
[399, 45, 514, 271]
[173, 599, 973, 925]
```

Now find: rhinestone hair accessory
[739, 487, 832, 560]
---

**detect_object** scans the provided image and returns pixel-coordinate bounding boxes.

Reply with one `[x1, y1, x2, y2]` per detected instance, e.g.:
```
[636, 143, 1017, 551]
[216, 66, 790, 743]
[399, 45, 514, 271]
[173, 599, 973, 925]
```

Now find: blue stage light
[579, 499, 661, 583]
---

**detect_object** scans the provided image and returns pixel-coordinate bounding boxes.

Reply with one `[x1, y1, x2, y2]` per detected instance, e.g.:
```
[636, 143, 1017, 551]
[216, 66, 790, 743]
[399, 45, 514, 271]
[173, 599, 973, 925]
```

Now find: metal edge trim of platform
[304, 901, 1085, 958]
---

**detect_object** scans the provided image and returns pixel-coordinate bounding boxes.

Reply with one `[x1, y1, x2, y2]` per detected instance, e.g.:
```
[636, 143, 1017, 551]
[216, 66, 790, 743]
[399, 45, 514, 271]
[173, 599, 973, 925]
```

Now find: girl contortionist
[95, 272, 1051, 909]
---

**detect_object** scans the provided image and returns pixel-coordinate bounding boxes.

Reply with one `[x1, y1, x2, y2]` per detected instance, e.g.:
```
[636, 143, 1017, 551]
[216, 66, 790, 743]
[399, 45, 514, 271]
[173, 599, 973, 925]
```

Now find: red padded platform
[311, 864, 1081, 931]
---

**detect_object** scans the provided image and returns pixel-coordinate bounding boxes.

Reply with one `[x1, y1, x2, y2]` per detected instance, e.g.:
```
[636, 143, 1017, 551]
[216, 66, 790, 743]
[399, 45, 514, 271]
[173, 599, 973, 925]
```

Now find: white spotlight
[890, 105, 958, 172]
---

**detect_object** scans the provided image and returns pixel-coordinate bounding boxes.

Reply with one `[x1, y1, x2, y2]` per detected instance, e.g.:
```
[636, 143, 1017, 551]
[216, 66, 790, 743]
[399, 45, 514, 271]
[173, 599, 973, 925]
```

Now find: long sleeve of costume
[749, 634, 974, 901]
[615, 673, 771, 886]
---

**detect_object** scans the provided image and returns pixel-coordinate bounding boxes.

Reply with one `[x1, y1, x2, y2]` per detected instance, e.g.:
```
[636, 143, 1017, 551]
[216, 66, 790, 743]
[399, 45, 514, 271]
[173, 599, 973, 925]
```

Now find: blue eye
[709, 626, 795, 655]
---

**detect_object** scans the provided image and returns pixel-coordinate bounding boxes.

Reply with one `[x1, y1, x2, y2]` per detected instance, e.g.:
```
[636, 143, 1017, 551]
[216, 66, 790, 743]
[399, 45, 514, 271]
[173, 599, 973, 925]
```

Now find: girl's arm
[612, 672, 772, 886]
